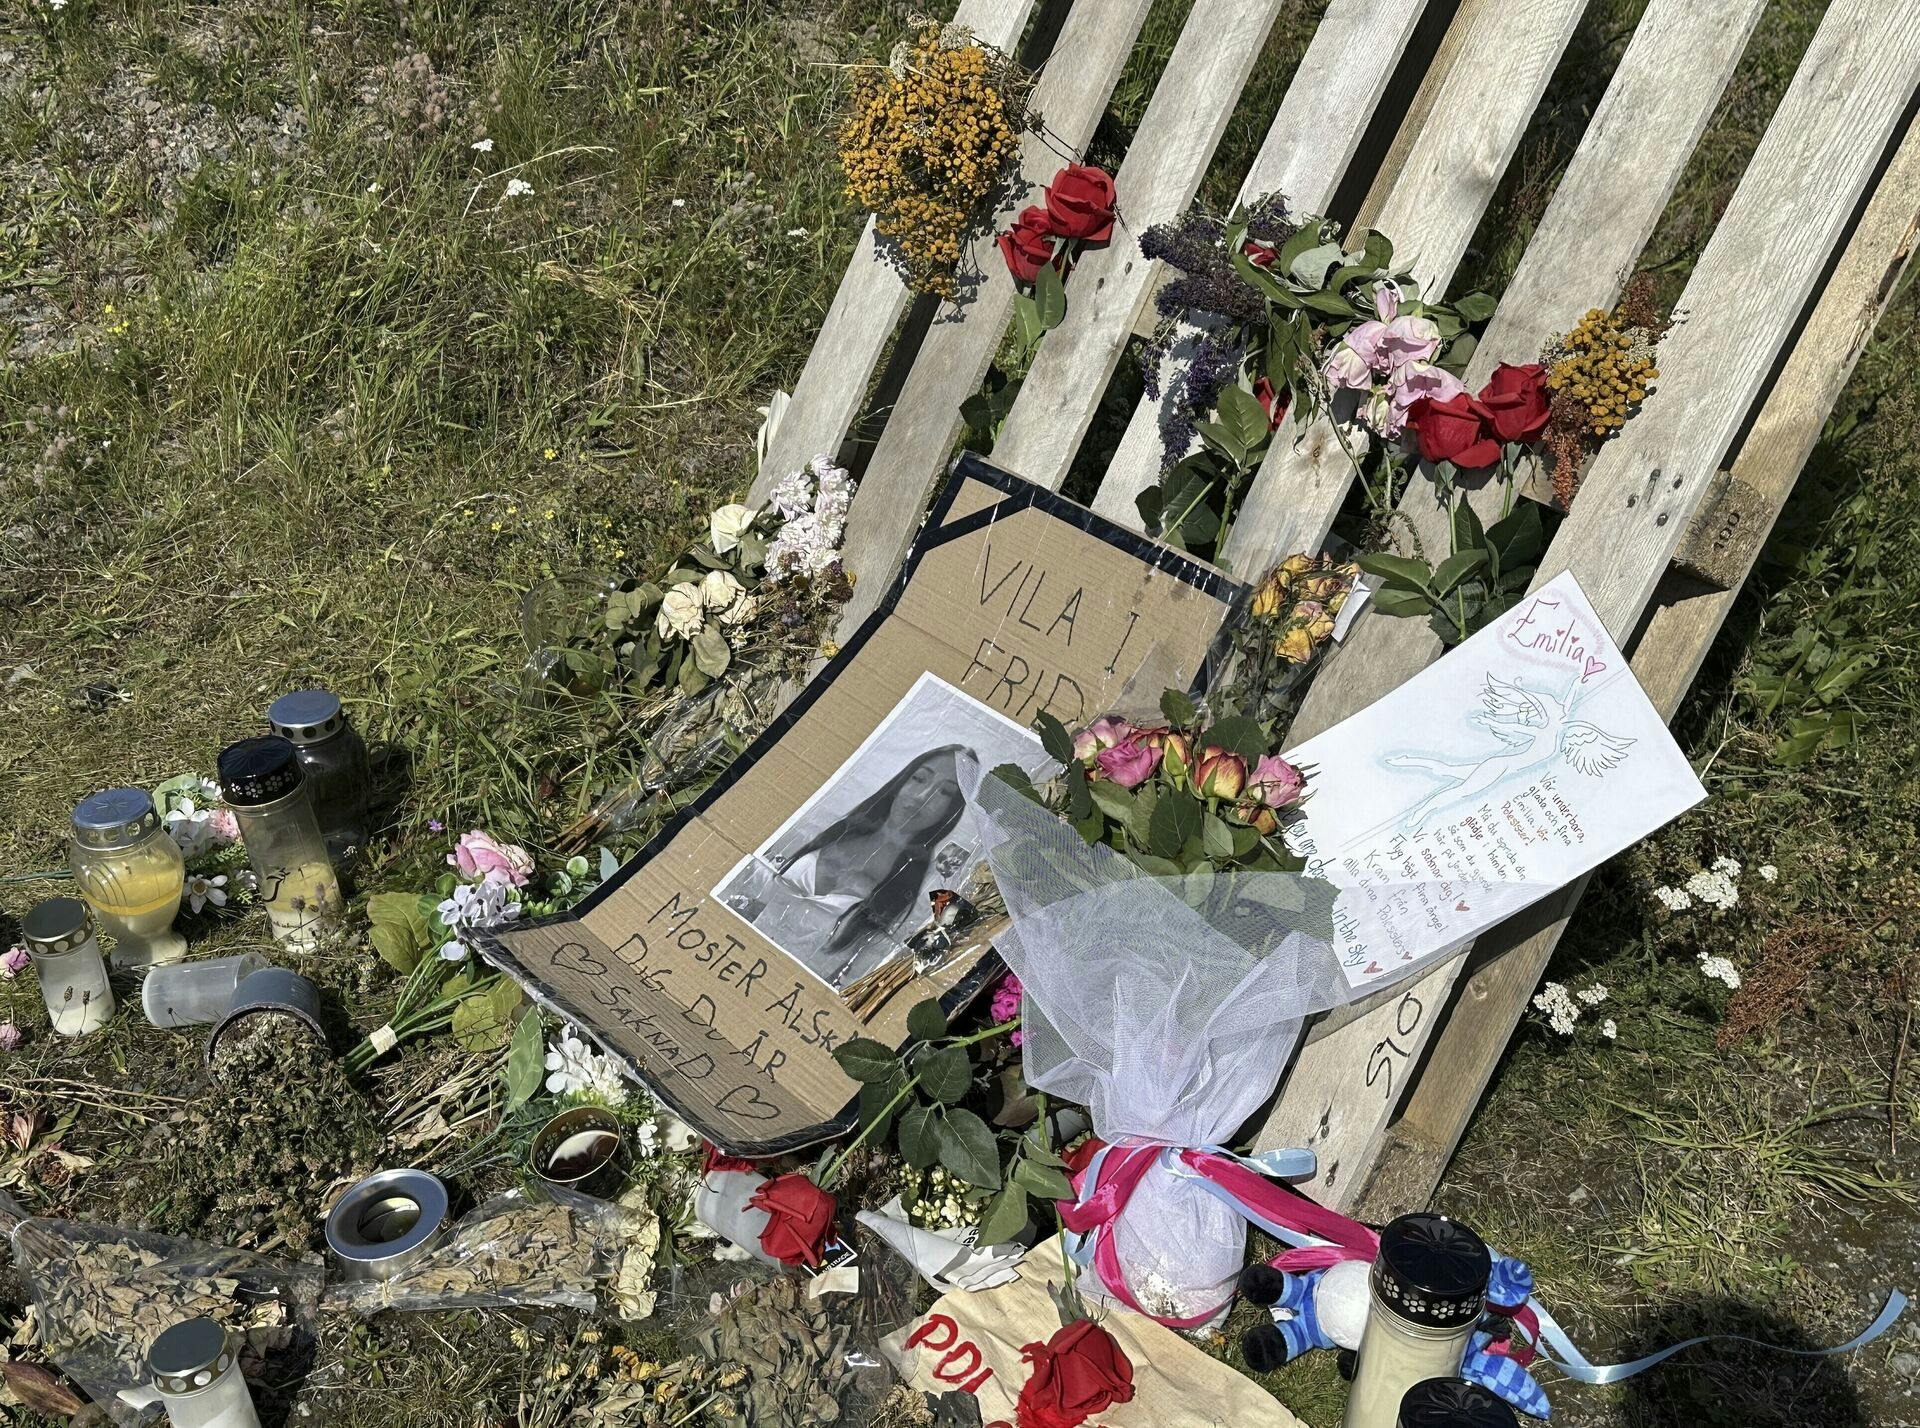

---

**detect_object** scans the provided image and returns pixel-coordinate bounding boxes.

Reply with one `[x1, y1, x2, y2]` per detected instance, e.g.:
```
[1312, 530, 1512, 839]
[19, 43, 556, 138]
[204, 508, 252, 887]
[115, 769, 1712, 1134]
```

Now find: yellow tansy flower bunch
[839, 23, 1033, 298]
[1538, 273, 1670, 504]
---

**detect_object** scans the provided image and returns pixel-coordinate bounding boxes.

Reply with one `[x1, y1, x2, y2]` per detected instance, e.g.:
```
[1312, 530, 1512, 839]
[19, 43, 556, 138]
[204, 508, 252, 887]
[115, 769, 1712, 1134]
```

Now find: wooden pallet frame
[759, 0, 1920, 1214]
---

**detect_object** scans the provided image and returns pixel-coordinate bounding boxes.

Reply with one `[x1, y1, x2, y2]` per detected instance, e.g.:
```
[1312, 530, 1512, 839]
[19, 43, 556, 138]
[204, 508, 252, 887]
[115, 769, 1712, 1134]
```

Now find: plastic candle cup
[146, 1316, 261, 1428]
[22, 896, 115, 1037]
[141, 953, 271, 1029]
[266, 688, 371, 868]
[216, 737, 344, 951]
[69, 786, 187, 968]
[1343, 1214, 1492, 1428]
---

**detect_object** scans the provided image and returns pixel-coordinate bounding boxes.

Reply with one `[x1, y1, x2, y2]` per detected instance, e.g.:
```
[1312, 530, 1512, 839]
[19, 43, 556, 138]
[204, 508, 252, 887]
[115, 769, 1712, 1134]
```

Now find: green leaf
[916, 1045, 972, 1104]
[834, 1036, 901, 1084]
[1156, 458, 1223, 544]
[1487, 503, 1545, 569]
[1360, 229, 1394, 270]
[690, 624, 730, 677]
[1287, 241, 1346, 289]
[1202, 811, 1237, 861]
[1451, 499, 1487, 555]
[1012, 292, 1046, 352]
[1216, 384, 1272, 452]
[898, 1102, 940, 1170]
[906, 998, 948, 1042]
[990, 762, 1038, 801]
[451, 982, 520, 1051]
[977, 1183, 1030, 1244]
[1195, 420, 1249, 468]
[1356, 552, 1435, 593]
[1301, 288, 1360, 318]
[1034, 259, 1068, 329]
[1149, 791, 1201, 859]
[859, 1078, 900, 1142]
[934, 1107, 1003, 1189]
[1065, 760, 1093, 821]
[1160, 688, 1197, 727]
[1034, 709, 1075, 764]
[504, 1011, 543, 1110]
[1127, 782, 1160, 849]
[1012, 1158, 1076, 1200]
[1370, 587, 1434, 618]
[1088, 778, 1136, 823]
[1453, 291, 1498, 322]
[367, 891, 433, 973]
[1431, 548, 1490, 594]
[1277, 224, 1326, 277]
[1201, 714, 1267, 762]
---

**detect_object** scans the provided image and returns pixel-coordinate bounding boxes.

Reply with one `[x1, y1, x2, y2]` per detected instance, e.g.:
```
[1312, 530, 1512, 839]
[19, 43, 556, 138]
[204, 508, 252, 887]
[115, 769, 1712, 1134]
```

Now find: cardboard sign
[474, 456, 1243, 1153]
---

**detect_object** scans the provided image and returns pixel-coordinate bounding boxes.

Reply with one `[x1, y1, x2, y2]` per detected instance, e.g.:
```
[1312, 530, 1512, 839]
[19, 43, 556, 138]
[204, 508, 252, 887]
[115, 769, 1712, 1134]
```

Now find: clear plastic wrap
[322, 1187, 620, 1316]
[6, 1207, 322, 1426]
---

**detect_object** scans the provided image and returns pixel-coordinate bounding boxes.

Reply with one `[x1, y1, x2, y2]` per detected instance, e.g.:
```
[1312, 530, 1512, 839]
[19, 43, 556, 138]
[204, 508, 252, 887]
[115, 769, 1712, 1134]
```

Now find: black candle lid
[217, 736, 303, 806]
[1372, 1212, 1491, 1328]
[1399, 1378, 1519, 1427]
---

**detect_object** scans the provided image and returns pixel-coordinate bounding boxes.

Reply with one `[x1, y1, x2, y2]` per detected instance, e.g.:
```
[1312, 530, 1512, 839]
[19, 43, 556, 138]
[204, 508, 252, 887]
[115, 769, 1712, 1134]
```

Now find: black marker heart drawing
[715, 1083, 782, 1121]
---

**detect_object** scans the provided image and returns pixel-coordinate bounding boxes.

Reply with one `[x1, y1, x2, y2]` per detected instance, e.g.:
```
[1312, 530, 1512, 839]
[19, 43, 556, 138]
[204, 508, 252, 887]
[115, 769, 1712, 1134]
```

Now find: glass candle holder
[141, 953, 270, 1029]
[1344, 1214, 1491, 1428]
[69, 787, 187, 968]
[267, 689, 371, 866]
[147, 1316, 261, 1428]
[216, 737, 343, 951]
[22, 897, 115, 1037]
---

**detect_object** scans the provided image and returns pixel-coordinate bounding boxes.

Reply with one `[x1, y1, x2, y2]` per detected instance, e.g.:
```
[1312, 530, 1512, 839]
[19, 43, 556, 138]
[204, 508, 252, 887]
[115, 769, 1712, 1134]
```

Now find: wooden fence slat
[1360, 111, 1920, 1219]
[1252, 0, 1920, 1205]
[987, 0, 1290, 492]
[1218, 0, 1588, 575]
[1090, 0, 1432, 526]
[748, 0, 1037, 505]
[830, 0, 1154, 638]
[1288, 0, 1770, 741]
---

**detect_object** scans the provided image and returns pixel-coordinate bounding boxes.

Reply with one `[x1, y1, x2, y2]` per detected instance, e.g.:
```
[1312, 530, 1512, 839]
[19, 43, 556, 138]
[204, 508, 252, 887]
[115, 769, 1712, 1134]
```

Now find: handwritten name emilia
[1502, 594, 1608, 683]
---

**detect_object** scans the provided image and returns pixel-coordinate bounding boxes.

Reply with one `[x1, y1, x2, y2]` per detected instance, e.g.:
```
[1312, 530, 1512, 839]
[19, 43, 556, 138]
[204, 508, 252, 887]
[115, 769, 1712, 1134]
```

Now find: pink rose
[1323, 342, 1374, 392]
[1388, 362, 1468, 431]
[1373, 282, 1401, 321]
[0, 946, 29, 979]
[1378, 314, 1441, 369]
[1247, 754, 1306, 810]
[1094, 736, 1159, 789]
[208, 809, 240, 842]
[0, 1022, 19, 1053]
[449, 829, 534, 886]
[1072, 715, 1133, 763]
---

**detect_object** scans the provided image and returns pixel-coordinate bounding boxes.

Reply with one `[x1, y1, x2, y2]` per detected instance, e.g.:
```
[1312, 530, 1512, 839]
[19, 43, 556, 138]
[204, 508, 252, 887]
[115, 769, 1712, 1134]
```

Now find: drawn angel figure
[1384, 673, 1634, 832]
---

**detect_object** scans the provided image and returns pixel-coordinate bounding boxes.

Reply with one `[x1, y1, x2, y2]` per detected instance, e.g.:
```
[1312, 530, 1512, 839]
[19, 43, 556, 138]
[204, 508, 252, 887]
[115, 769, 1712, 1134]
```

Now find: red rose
[1016, 1319, 1136, 1428]
[1407, 392, 1501, 469]
[702, 1141, 758, 1176]
[748, 1172, 836, 1267]
[1253, 376, 1287, 430]
[1043, 164, 1116, 243]
[998, 206, 1057, 285]
[1478, 362, 1551, 444]
[1242, 238, 1276, 267]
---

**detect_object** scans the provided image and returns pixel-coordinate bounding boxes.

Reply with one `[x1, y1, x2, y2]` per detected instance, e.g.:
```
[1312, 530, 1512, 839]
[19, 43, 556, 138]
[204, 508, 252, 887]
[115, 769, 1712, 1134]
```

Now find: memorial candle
[1344, 1214, 1491, 1428]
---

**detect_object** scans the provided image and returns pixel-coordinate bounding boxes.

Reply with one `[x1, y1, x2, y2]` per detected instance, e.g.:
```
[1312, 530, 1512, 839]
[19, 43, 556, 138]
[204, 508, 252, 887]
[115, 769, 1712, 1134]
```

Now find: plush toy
[1237, 1256, 1551, 1419]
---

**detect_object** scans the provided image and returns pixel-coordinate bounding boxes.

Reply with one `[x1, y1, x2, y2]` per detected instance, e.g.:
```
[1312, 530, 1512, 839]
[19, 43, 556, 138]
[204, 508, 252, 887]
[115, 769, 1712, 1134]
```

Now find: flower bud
[1194, 748, 1247, 800]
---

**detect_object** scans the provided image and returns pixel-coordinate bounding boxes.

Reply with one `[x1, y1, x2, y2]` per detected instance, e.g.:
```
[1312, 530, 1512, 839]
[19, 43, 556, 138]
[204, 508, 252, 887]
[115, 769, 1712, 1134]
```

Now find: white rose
[701, 569, 745, 613]
[718, 591, 757, 627]
[657, 582, 706, 639]
[708, 503, 758, 554]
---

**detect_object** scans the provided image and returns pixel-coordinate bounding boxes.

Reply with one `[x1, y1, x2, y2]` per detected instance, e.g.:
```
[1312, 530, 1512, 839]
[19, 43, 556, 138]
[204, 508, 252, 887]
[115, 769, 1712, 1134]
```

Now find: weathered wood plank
[1289, 0, 1770, 741]
[987, 0, 1290, 491]
[829, 0, 1155, 638]
[1253, 0, 1920, 1206]
[1091, 0, 1433, 526]
[1359, 108, 1920, 1220]
[748, 0, 1037, 504]
[1219, 0, 1588, 575]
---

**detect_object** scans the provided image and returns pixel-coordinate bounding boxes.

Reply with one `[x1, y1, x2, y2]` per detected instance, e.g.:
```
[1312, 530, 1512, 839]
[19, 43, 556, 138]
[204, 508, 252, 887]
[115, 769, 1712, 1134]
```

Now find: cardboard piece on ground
[475, 456, 1243, 1154]
[883, 1239, 1304, 1428]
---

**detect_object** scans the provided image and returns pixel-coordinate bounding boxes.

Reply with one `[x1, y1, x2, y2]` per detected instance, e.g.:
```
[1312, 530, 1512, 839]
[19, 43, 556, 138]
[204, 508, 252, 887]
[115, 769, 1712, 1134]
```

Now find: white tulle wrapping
[968, 772, 1450, 1321]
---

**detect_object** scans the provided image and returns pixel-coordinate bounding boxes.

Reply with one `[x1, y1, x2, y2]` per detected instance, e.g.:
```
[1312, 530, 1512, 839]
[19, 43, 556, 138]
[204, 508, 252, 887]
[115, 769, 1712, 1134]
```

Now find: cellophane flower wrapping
[971, 771, 1437, 1322]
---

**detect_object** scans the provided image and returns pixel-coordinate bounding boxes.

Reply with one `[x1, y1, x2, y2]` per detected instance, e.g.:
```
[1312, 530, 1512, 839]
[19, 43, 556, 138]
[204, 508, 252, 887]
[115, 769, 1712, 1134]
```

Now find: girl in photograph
[728, 744, 971, 986]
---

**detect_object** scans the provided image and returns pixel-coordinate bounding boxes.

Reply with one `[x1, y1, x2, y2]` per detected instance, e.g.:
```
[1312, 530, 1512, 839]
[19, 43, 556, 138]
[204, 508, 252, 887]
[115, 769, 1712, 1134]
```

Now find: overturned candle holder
[530, 1105, 622, 1196]
[325, 1168, 451, 1283]
[204, 966, 326, 1070]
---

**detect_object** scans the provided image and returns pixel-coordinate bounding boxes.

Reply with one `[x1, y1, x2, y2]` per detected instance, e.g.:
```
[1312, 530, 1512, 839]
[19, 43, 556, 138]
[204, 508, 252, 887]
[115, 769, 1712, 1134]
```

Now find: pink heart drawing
[1455, 900, 1470, 912]
[1364, 962, 1383, 976]
[1583, 655, 1607, 680]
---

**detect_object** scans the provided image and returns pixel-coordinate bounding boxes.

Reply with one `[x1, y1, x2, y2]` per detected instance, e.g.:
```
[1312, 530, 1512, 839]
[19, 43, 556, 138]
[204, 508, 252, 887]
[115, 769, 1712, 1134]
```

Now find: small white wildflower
[437, 940, 469, 962]
[472, 137, 494, 152]
[184, 873, 228, 914]
[503, 177, 534, 199]
[1652, 885, 1692, 912]
[1576, 983, 1609, 1007]
[1531, 981, 1580, 1036]
[1698, 953, 1742, 990]
[1685, 869, 1739, 911]
[1759, 864, 1778, 882]
[366, 181, 381, 194]
[671, 198, 686, 208]
[49, 0, 68, 8]
[1601, 1019, 1618, 1040]
[1711, 856, 1741, 878]
[436, 870, 523, 932]
[785, 227, 808, 237]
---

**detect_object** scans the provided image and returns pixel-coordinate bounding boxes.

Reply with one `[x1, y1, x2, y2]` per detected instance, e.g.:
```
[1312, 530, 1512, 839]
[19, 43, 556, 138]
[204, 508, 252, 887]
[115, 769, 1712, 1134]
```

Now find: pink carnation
[0, 946, 28, 980]
[990, 972, 1025, 1047]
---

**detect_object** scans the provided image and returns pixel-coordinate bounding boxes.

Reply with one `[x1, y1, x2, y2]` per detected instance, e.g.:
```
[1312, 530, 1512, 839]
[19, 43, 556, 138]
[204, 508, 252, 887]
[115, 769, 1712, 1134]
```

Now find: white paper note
[1285, 571, 1705, 989]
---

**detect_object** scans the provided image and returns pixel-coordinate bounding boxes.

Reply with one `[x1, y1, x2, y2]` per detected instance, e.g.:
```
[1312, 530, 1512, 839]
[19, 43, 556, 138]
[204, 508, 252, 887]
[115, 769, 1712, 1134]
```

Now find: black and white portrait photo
[712, 673, 1050, 990]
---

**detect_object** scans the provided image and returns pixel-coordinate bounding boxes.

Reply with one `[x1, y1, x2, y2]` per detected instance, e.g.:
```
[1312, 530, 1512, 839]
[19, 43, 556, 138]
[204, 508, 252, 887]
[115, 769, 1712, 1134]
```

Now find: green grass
[2, 0, 1918, 1425]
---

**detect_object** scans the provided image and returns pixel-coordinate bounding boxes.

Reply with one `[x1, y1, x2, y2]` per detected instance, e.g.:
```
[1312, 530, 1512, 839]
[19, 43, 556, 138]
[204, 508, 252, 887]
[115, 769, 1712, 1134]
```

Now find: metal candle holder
[530, 1105, 623, 1194]
[324, 1168, 451, 1282]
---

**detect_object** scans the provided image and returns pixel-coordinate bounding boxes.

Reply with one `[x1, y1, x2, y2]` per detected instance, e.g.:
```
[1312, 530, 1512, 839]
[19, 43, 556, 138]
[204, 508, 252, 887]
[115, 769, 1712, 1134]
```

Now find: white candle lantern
[22, 896, 115, 1037]
[146, 1317, 260, 1428]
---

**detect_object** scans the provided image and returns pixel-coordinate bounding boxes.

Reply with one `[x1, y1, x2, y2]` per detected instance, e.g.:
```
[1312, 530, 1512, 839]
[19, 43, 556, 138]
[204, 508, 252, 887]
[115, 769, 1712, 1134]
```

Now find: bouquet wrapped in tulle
[973, 696, 1442, 1324]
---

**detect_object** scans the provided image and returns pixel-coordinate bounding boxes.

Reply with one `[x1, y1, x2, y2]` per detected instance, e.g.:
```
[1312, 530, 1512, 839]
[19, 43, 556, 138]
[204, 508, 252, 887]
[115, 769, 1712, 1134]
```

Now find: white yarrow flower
[1759, 864, 1778, 882]
[1652, 885, 1692, 912]
[1531, 981, 1580, 1036]
[1601, 1019, 1618, 1040]
[472, 137, 494, 152]
[503, 177, 534, 199]
[656, 581, 707, 639]
[1698, 953, 1742, 990]
[1684, 868, 1739, 911]
[1577, 983, 1609, 1007]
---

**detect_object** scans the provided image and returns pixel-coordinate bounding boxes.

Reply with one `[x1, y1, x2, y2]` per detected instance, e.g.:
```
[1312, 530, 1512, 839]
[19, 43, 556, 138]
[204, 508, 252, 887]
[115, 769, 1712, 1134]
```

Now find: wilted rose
[708, 503, 758, 554]
[1250, 568, 1288, 619]
[1274, 625, 1316, 663]
[701, 569, 745, 613]
[449, 829, 535, 886]
[1072, 715, 1133, 763]
[1194, 747, 1247, 800]
[1247, 754, 1306, 810]
[657, 581, 707, 639]
[1253, 376, 1287, 430]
